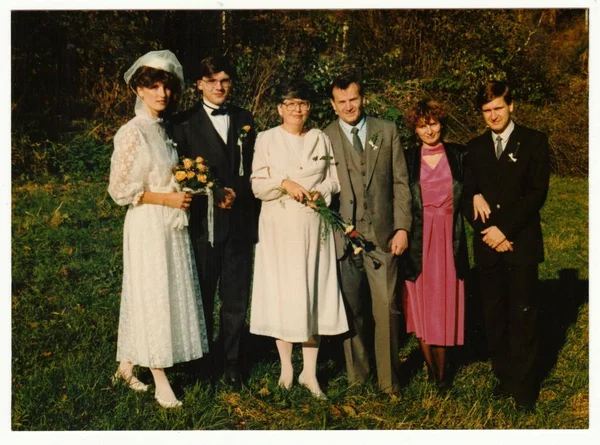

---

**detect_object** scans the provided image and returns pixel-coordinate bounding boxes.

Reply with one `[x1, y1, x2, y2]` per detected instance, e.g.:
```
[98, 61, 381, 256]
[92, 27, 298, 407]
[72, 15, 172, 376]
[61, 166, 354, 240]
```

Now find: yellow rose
[353, 246, 363, 255]
[174, 171, 187, 181]
[198, 163, 208, 172]
[344, 225, 355, 234]
[207, 181, 214, 188]
[182, 158, 193, 169]
[187, 171, 196, 179]
[242, 125, 251, 132]
[195, 156, 204, 164]
[197, 174, 207, 183]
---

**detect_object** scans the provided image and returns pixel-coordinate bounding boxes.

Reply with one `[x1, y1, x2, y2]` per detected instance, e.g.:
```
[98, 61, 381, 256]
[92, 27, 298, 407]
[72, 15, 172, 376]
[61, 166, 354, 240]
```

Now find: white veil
[123, 49, 184, 116]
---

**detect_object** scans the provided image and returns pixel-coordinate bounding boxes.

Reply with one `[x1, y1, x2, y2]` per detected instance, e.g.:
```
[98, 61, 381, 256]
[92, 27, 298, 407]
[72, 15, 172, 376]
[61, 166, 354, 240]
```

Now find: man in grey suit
[324, 74, 411, 394]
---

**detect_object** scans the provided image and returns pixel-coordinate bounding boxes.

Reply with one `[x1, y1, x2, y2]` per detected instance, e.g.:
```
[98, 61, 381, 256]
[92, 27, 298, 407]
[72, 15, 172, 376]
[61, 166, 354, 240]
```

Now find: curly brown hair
[405, 99, 448, 131]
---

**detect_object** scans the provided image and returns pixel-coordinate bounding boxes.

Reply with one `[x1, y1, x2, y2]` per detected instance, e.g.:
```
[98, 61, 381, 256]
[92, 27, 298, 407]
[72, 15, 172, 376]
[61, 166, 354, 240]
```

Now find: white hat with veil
[123, 50, 184, 115]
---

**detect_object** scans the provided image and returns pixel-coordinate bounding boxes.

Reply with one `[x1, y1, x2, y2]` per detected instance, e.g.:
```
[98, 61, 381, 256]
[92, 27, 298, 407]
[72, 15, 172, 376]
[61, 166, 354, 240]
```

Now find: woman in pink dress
[403, 99, 469, 391]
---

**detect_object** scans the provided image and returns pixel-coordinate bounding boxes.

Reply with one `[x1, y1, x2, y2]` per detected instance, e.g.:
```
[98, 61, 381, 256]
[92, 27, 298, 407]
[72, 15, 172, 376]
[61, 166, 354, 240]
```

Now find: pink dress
[404, 145, 464, 346]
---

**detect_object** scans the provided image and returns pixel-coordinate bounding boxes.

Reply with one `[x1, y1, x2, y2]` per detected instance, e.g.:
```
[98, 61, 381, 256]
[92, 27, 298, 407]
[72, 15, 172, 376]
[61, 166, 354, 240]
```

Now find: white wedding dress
[249, 127, 349, 342]
[108, 106, 208, 368]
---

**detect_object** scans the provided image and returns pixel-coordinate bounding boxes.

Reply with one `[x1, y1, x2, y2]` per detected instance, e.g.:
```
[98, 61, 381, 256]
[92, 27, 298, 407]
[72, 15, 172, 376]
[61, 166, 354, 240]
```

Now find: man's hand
[494, 239, 514, 252]
[390, 230, 408, 256]
[473, 194, 491, 223]
[481, 225, 507, 249]
[216, 187, 236, 209]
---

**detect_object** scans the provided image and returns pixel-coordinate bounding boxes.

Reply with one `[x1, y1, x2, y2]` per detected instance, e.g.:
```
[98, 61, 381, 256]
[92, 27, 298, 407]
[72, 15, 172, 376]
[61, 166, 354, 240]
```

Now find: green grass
[11, 175, 588, 430]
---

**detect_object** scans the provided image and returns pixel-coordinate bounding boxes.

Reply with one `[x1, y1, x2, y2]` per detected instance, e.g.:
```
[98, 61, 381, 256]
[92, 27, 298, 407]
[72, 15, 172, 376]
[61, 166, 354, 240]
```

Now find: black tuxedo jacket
[171, 102, 259, 244]
[404, 142, 469, 281]
[463, 123, 550, 266]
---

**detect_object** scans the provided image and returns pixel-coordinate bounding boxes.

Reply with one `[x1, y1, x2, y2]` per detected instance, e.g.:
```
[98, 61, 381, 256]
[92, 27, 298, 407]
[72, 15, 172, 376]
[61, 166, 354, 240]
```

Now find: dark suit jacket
[324, 116, 412, 258]
[171, 102, 259, 244]
[404, 142, 469, 281]
[463, 123, 550, 266]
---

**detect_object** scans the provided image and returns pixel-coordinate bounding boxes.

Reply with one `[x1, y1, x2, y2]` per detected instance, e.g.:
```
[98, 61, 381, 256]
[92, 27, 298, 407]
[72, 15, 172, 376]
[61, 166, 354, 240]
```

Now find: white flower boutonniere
[508, 142, 520, 163]
[368, 132, 381, 150]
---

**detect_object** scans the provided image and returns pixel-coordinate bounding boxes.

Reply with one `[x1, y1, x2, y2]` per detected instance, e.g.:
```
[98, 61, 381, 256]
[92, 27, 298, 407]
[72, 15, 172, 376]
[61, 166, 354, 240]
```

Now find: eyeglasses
[282, 100, 311, 111]
[201, 78, 232, 89]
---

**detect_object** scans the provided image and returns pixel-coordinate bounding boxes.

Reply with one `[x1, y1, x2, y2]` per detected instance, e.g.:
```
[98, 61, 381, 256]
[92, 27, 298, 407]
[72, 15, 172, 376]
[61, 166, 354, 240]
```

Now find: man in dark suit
[463, 80, 550, 410]
[323, 74, 411, 394]
[171, 56, 258, 390]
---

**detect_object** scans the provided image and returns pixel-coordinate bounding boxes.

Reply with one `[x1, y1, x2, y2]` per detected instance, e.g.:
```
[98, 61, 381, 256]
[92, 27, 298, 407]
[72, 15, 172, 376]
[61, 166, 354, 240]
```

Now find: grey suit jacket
[324, 116, 412, 258]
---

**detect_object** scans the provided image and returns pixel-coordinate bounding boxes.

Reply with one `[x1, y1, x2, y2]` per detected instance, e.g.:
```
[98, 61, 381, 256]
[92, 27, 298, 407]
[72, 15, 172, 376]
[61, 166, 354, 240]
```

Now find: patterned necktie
[495, 135, 503, 160]
[351, 127, 363, 154]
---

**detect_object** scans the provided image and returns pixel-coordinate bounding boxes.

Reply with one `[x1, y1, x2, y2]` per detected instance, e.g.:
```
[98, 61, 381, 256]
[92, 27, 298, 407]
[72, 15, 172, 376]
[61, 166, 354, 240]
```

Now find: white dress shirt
[338, 115, 367, 148]
[203, 99, 229, 144]
[491, 120, 515, 156]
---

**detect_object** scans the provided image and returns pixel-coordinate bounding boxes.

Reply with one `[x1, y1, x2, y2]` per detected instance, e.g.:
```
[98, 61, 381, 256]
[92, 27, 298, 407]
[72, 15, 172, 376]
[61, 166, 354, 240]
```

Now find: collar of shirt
[202, 99, 227, 114]
[339, 115, 367, 147]
[202, 99, 229, 143]
[491, 120, 515, 147]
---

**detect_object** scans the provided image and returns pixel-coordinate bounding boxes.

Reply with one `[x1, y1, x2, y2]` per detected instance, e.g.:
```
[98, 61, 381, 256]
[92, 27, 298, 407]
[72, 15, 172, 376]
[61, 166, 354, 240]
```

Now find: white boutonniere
[508, 142, 520, 163]
[368, 132, 381, 150]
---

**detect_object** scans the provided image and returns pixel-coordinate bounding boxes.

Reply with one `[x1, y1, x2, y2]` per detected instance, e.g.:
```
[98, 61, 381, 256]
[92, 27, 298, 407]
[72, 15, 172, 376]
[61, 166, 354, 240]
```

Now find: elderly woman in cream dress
[250, 79, 348, 399]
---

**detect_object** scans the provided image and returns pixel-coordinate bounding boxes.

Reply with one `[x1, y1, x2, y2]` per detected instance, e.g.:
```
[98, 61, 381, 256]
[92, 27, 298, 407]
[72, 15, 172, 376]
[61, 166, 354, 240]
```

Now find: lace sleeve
[108, 124, 146, 206]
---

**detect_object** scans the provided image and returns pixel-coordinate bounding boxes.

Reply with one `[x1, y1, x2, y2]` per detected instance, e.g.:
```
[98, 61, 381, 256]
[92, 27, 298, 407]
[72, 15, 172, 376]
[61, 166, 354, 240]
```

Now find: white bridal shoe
[112, 370, 149, 392]
[155, 391, 183, 409]
[298, 373, 327, 400]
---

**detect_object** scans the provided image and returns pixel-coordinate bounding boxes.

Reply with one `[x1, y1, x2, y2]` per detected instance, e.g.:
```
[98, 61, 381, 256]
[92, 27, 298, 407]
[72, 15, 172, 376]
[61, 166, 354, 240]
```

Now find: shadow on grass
[538, 268, 589, 381]
[458, 266, 588, 383]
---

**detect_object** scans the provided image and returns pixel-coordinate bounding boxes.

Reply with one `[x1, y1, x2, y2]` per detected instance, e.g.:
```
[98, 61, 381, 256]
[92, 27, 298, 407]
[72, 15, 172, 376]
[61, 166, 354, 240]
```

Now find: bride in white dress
[108, 50, 208, 409]
[250, 79, 348, 399]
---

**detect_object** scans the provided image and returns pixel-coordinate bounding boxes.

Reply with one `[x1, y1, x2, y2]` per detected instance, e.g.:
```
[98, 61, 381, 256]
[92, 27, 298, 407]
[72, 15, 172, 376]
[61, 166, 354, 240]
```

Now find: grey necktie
[351, 127, 363, 154]
[495, 135, 503, 160]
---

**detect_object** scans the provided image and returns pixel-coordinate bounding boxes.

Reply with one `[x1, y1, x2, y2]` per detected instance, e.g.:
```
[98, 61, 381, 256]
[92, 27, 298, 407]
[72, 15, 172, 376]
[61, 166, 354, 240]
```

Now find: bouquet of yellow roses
[173, 156, 218, 194]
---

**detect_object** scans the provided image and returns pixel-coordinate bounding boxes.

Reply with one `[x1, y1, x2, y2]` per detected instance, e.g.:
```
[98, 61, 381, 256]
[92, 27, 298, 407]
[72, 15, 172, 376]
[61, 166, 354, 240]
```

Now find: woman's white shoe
[155, 391, 183, 409]
[298, 373, 327, 400]
[278, 377, 293, 390]
[112, 371, 149, 392]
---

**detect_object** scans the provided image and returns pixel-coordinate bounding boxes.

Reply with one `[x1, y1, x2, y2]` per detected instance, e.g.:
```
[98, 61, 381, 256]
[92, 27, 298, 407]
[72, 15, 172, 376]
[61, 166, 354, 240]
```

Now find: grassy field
[11, 175, 588, 431]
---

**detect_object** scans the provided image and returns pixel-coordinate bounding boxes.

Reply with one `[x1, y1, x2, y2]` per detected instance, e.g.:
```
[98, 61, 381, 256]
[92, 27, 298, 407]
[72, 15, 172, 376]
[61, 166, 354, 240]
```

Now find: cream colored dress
[108, 106, 209, 367]
[249, 126, 349, 342]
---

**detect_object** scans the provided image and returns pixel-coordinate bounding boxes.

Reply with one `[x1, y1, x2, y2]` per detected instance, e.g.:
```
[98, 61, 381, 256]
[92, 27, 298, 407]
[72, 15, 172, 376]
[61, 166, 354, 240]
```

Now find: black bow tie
[204, 102, 228, 116]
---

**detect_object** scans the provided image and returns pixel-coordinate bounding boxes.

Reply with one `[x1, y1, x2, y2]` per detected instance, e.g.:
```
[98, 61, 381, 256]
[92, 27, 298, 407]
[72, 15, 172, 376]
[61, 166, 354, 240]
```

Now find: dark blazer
[170, 103, 259, 244]
[404, 142, 469, 281]
[463, 123, 550, 266]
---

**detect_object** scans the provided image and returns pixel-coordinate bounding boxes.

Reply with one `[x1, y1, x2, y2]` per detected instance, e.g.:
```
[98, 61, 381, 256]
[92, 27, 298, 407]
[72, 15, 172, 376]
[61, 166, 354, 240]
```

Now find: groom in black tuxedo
[463, 80, 550, 411]
[172, 56, 258, 389]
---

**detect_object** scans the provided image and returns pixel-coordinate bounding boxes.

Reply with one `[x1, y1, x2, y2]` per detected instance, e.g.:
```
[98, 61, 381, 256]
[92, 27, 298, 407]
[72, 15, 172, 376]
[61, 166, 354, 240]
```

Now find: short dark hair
[196, 55, 236, 81]
[329, 73, 364, 99]
[129, 66, 181, 96]
[276, 78, 314, 103]
[406, 99, 448, 131]
[476, 80, 513, 109]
